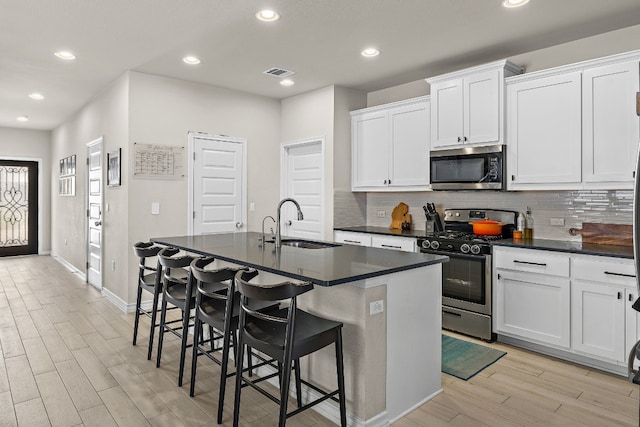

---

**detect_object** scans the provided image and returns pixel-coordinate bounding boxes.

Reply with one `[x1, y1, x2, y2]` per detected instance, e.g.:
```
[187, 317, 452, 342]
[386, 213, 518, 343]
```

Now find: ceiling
[3, 0, 640, 131]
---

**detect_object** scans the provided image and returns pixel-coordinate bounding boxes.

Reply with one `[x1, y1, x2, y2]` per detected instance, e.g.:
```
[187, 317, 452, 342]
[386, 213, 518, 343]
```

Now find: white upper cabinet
[506, 50, 640, 191]
[427, 60, 522, 150]
[351, 96, 430, 192]
[507, 72, 583, 189]
[583, 61, 640, 188]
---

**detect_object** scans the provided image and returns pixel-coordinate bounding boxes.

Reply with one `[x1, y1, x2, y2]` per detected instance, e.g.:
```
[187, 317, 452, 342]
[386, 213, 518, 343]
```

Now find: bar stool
[132, 241, 170, 360]
[189, 258, 278, 424]
[232, 270, 347, 427]
[156, 247, 197, 387]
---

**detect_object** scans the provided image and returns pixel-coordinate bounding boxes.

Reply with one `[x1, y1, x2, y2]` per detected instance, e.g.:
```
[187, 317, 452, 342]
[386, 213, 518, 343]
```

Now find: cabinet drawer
[371, 235, 416, 252]
[572, 255, 636, 285]
[494, 247, 570, 277]
[333, 231, 372, 247]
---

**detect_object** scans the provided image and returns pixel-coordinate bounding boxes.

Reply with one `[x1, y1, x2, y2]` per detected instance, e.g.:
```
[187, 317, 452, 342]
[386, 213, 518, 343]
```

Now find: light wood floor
[0, 255, 637, 426]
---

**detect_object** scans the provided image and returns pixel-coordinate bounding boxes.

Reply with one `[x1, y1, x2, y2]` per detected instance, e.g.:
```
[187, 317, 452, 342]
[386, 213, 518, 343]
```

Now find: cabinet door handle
[511, 175, 515, 181]
[618, 292, 623, 300]
[384, 179, 388, 185]
[381, 244, 402, 249]
[513, 260, 547, 267]
[457, 137, 462, 142]
[388, 179, 391, 185]
[604, 271, 636, 278]
[463, 136, 468, 142]
[630, 294, 635, 302]
[344, 239, 361, 244]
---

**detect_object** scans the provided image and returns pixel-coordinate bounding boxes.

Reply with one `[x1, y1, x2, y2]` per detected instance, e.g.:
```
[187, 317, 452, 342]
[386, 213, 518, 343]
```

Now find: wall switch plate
[249, 202, 255, 212]
[377, 210, 386, 218]
[370, 300, 384, 315]
[151, 202, 160, 215]
[111, 260, 116, 271]
[550, 218, 565, 226]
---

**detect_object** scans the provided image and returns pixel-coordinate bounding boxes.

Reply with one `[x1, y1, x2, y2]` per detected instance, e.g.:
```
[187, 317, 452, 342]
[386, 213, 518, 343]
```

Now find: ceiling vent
[263, 67, 295, 78]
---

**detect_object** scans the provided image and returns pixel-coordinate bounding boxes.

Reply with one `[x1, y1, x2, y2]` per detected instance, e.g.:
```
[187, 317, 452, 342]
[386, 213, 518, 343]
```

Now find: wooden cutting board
[569, 222, 632, 246]
[390, 202, 409, 229]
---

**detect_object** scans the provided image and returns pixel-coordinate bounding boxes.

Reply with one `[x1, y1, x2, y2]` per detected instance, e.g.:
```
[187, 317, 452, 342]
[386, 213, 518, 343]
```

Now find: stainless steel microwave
[430, 145, 505, 190]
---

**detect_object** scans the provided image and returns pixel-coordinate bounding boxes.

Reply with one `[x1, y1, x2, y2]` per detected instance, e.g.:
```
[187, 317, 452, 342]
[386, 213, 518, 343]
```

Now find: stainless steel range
[417, 209, 517, 341]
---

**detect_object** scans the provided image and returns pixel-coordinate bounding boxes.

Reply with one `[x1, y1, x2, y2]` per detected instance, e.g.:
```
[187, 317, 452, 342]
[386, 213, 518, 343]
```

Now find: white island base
[287, 263, 443, 426]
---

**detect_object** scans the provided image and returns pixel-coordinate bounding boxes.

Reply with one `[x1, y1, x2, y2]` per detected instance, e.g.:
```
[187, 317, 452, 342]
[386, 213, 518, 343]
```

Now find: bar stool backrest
[158, 247, 193, 283]
[133, 241, 162, 280]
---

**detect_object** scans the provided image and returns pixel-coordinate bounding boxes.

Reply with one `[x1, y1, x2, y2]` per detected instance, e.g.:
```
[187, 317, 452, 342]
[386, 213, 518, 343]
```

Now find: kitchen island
[151, 232, 447, 426]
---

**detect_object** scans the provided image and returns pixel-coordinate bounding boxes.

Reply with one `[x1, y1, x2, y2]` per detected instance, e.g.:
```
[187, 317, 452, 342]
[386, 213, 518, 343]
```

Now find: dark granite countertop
[151, 232, 448, 287]
[335, 227, 634, 259]
[493, 238, 634, 259]
[334, 226, 431, 238]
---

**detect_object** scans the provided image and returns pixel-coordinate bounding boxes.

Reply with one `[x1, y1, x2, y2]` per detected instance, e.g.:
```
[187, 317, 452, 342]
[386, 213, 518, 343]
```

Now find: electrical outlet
[111, 260, 116, 271]
[376, 210, 386, 218]
[370, 300, 384, 315]
[249, 202, 255, 212]
[550, 218, 565, 226]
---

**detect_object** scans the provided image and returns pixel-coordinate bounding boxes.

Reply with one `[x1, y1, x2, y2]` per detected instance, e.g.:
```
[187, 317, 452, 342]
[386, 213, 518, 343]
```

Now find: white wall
[280, 86, 336, 238]
[127, 72, 281, 303]
[51, 74, 130, 302]
[0, 126, 52, 252]
[367, 23, 640, 106]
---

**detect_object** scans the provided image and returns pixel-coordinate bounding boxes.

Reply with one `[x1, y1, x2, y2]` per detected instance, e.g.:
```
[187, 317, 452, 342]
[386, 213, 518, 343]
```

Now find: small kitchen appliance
[417, 208, 517, 341]
[430, 145, 505, 190]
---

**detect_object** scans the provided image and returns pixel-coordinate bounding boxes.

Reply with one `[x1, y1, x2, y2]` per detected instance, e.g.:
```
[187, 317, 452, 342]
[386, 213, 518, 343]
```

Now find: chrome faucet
[260, 215, 276, 246]
[275, 198, 304, 247]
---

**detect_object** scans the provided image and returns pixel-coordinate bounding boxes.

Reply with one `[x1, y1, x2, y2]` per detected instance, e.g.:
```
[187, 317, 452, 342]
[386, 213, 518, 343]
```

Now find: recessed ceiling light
[29, 93, 45, 100]
[183, 56, 201, 65]
[16, 116, 29, 122]
[280, 79, 294, 87]
[502, 0, 530, 8]
[54, 51, 76, 60]
[361, 47, 380, 58]
[256, 9, 279, 22]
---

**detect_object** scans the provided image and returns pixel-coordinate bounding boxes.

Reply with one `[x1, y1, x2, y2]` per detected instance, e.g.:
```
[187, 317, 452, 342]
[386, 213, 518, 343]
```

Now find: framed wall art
[107, 148, 121, 186]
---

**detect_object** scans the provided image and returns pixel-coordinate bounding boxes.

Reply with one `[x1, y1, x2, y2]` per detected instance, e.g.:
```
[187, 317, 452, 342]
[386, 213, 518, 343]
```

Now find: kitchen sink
[265, 239, 341, 249]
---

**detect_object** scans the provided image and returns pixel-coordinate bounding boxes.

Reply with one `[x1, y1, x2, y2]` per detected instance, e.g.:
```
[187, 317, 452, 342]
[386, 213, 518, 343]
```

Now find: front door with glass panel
[0, 160, 38, 256]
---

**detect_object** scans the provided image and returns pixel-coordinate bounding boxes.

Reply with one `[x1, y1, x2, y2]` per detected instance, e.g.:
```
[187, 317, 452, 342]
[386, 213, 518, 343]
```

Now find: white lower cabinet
[371, 235, 416, 252]
[494, 247, 571, 348]
[333, 231, 416, 252]
[333, 230, 372, 247]
[494, 246, 638, 372]
[571, 280, 625, 361]
[571, 255, 637, 363]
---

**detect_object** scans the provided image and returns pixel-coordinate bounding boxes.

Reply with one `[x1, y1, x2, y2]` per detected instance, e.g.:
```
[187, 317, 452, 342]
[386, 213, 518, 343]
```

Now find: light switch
[250, 202, 255, 212]
[151, 202, 160, 215]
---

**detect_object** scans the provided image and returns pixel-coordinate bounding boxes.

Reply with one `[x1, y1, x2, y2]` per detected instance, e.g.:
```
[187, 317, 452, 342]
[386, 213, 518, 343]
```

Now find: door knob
[286, 220, 292, 226]
[235, 222, 244, 228]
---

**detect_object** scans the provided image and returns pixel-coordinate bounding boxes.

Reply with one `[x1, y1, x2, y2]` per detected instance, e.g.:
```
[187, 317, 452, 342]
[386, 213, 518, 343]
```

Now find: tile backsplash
[335, 190, 633, 241]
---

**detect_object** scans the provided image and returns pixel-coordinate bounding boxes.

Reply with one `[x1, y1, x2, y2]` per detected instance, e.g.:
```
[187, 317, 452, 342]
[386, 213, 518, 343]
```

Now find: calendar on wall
[133, 143, 185, 180]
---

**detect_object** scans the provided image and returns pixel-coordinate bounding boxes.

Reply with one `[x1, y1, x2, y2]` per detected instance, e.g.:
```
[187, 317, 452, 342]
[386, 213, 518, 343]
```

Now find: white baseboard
[388, 388, 442, 424]
[52, 255, 87, 282]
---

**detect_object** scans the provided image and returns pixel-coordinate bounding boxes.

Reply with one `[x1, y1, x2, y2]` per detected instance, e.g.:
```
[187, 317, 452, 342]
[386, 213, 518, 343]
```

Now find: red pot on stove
[468, 219, 504, 236]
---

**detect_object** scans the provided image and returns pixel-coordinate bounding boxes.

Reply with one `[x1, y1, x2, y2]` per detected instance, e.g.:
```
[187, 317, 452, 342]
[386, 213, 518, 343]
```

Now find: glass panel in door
[0, 160, 38, 256]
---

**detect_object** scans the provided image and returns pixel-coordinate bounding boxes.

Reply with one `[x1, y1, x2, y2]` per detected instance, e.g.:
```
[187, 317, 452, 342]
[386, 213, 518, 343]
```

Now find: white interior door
[281, 138, 324, 240]
[189, 133, 246, 235]
[86, 138, 103, 290]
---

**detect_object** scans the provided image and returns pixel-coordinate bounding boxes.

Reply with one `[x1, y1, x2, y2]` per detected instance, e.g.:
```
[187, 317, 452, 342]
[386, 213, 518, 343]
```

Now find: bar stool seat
[232, 270, 347, 427]
[156, 247, 197, 387]
[132, 242, 184, 360]
[189, 258, 278, 424]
